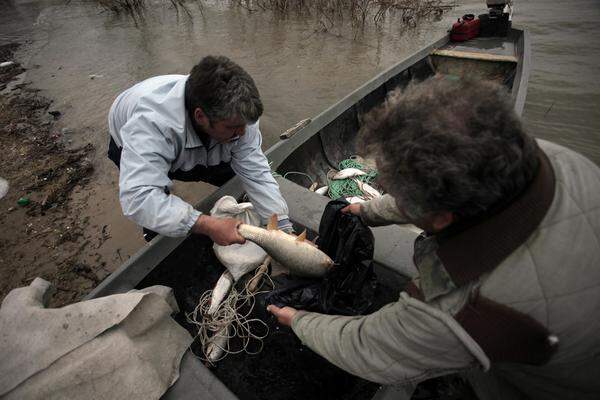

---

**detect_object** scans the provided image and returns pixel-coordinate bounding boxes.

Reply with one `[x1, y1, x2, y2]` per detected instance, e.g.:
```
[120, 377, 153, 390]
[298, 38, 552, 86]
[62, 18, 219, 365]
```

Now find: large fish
[237, 215, 335, 278]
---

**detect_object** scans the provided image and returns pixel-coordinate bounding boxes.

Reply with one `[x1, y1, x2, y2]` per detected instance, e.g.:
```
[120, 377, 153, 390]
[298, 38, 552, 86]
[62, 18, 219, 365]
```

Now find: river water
[2, 0, 598, 163]
[1, 0, 599, 265]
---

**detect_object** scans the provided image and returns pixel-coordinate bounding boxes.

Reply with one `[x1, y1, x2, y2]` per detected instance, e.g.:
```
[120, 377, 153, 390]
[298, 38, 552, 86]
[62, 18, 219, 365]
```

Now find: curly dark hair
[185, 56, 263, 123]
[360, 76, 540, 220]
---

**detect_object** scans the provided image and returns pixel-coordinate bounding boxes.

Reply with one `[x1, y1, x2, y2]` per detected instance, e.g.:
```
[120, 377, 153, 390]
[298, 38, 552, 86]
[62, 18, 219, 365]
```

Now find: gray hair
[185, 56, 263, 123]
[360, 77, 540, 220]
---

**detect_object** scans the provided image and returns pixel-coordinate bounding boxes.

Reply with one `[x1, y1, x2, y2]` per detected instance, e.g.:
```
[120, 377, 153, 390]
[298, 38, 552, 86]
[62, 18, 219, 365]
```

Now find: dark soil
[0, 43, 98, 306]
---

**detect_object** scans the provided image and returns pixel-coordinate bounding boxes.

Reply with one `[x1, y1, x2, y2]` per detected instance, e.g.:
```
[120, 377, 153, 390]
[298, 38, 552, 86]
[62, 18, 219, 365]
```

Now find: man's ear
[194, 107, 209, 126]
[432, 211, 454, 232]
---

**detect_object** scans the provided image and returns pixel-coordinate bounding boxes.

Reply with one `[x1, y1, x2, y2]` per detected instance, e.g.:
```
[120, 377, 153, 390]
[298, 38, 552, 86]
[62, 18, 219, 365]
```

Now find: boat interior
[275, 30, 524, 190]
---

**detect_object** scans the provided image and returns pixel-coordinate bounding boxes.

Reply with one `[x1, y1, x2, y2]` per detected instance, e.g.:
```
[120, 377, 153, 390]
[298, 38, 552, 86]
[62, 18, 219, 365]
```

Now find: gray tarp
[0, 278, 192, 399]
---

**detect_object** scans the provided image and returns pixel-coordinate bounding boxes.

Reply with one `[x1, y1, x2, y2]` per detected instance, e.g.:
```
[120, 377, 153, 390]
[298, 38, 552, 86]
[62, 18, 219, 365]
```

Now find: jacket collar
[414, 148, 556, 300]
[184, 116, 204, 149]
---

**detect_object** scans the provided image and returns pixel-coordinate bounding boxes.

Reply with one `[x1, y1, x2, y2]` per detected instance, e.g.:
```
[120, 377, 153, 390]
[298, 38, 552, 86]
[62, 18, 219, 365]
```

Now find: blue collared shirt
[108, 75, 290, 237]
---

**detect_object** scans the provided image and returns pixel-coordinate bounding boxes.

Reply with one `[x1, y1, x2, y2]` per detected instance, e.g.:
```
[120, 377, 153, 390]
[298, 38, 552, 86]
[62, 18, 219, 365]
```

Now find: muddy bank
[0, 43, 101, 306]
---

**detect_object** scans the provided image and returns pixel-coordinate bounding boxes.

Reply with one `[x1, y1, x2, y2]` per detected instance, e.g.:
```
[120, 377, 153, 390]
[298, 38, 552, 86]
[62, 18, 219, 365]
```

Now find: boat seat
[276, 177, 418, 278]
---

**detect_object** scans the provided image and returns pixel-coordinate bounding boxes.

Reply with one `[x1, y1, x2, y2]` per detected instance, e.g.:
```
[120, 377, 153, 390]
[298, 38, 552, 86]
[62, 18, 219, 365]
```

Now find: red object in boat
[450, 14, 480, 42]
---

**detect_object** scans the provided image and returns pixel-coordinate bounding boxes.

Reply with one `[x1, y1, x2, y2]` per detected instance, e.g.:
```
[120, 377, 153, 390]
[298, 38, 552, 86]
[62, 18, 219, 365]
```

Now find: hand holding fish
[267, 304, 298, 327]
[193, 215, 246, 246]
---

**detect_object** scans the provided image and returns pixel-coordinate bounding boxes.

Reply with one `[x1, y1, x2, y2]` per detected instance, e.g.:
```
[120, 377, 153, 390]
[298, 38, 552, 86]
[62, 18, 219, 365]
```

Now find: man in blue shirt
[108, 56, 291, 243]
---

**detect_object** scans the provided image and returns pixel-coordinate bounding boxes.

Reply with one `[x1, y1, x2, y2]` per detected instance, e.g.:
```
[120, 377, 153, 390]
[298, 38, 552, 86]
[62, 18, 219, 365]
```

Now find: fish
[315, 186, 329, 195]
[207, 271, 234, 315]
[332, 168, 367, 180]
[346, 196, 366, 204]
[354, 179, 381, 199]
[206, 326, 229, 363]
[237, 215, 334, 278]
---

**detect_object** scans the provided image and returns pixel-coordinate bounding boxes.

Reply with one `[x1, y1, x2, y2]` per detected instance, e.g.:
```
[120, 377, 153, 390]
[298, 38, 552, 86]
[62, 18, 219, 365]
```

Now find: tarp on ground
[0, 278, 192, 400]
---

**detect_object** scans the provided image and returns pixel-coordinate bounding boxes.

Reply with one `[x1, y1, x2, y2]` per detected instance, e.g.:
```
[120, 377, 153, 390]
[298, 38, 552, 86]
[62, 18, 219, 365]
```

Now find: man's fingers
[266, 304, 280, 315]
[232, 220, 246, 244]
[267, 305, 298, 327]
[341, 205, 351, 213]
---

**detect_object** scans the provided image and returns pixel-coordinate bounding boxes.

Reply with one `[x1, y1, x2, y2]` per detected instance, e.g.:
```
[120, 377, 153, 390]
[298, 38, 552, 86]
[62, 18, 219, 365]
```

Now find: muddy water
[1, 0, 599, 267]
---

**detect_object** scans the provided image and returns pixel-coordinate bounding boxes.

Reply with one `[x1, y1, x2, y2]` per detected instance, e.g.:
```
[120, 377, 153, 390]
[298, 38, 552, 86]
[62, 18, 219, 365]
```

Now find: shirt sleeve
[360, 194, 409, 227]
[230, 121, 289, 224]
[291, 292, 488, 385]
[118, 112, 201, 237]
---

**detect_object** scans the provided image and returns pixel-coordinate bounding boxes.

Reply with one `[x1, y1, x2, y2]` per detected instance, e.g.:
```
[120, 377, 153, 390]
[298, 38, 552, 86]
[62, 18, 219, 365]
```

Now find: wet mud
[0, 43, 99, 306]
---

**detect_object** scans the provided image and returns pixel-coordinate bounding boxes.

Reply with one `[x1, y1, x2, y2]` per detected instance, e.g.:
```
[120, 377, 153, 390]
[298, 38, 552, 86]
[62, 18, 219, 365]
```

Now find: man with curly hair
[269, 77, 600, 399]
[108, 56, 292, 244]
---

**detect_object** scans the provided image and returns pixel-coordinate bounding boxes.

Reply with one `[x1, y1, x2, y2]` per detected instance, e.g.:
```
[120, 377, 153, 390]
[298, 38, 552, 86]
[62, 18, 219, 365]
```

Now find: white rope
[186, 266, 274, 364]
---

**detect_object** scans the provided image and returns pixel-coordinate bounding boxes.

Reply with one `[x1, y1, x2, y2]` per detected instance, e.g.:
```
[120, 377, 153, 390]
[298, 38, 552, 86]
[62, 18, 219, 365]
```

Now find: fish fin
[296, 229, 307, 242]
[267, 214, 278, 230]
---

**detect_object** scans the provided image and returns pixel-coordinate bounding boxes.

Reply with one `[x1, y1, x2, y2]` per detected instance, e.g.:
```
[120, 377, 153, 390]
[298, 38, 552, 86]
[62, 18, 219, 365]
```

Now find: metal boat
[87, 27, 530, 400]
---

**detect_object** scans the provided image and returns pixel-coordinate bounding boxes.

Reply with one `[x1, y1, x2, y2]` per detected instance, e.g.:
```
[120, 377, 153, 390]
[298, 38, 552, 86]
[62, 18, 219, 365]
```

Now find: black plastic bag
[266, 199, 377, 316]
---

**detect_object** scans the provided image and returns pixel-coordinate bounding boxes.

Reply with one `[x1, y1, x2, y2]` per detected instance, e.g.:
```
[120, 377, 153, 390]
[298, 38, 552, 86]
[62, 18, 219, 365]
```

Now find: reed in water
[94, 0, 198, 21]
[94, 0, 452, 28]
[230, 0, 454, 28]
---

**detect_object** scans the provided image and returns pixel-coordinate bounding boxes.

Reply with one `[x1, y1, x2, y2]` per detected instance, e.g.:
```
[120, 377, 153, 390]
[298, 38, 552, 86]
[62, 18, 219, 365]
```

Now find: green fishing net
[328, 158, 378, 199]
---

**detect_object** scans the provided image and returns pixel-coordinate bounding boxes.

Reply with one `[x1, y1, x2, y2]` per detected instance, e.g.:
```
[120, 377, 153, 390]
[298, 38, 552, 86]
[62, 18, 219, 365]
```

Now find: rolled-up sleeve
[231, 122, 289, 223]
[118, 112, 201, 237]
[291, 292, 488, 385]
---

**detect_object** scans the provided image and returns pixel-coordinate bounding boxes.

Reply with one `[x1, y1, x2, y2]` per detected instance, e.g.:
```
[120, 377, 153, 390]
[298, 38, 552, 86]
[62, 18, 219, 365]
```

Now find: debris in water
[0, 178, 8, 200]
[0, 61, 15, 68]
[48, 110, 61, 119]
[17, 197, 30, 206]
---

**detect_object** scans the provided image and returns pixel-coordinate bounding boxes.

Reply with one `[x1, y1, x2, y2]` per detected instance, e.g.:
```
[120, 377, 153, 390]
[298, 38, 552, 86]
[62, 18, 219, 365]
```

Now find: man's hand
[267, 304, 298, 327]
[341, 203, 362, 216]
[192, 215, 246, 246]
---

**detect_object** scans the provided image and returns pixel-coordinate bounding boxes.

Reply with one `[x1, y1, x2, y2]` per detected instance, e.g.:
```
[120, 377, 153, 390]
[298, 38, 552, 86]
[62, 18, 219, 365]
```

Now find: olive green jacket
[292, 140, 600, 399]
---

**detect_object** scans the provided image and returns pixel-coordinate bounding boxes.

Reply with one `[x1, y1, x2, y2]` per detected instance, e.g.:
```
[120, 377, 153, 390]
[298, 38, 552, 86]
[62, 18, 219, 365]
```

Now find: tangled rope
[327, 157, 378, 199]
[186, 266, 274, 364]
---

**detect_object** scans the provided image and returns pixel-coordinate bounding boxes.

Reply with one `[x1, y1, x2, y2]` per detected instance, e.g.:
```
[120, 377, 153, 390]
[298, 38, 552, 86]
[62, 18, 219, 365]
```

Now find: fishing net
[186, 262, 274, 364]
[327, 157, 378, 199]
